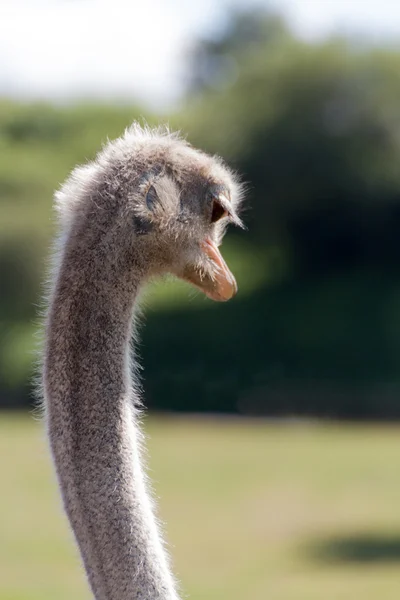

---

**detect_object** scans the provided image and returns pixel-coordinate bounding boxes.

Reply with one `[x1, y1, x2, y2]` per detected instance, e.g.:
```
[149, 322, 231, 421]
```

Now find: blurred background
[2, 0, 400, 598]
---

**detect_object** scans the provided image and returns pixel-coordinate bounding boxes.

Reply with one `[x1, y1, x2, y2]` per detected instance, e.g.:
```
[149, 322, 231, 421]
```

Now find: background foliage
[2, 9, 400, 416]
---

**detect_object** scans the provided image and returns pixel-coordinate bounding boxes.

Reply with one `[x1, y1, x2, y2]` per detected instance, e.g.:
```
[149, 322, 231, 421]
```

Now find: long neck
[43, 231, 180, 600]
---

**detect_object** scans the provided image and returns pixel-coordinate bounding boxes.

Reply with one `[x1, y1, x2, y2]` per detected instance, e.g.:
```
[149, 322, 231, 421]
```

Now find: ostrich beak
[182, 238, 237, 302]
[201, 239, 238, 301]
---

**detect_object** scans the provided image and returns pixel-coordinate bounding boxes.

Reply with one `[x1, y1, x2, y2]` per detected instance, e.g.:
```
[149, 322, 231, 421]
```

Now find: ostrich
[42, 124, 244, 600]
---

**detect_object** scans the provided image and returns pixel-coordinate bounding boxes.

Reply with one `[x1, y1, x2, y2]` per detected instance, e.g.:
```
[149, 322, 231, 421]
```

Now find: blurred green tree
[184, 10, 400, 275]
[3, 10, 400, 415]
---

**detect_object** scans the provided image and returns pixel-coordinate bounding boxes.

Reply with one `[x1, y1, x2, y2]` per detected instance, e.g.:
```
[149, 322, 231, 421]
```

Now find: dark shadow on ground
[307, 534, 400, 564]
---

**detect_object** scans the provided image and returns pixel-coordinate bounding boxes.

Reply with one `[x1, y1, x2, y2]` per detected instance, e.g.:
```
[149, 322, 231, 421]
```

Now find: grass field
[1, 413, 400, 600]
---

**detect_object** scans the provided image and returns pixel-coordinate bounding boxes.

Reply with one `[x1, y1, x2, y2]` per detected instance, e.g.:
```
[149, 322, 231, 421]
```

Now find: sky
[1, 0, 400, 109]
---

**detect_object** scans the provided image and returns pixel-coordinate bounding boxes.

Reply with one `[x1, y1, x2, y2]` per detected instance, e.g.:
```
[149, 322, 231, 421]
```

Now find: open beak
[182, 238, 237, 302]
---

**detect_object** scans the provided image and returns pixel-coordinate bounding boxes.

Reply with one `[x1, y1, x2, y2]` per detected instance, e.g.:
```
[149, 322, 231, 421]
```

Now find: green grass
[1, 414, 400, 600]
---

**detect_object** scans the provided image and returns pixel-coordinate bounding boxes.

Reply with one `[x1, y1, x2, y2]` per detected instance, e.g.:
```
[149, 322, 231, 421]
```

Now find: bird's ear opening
[134, 183, 162, 234]
[145, 185, 160, 212]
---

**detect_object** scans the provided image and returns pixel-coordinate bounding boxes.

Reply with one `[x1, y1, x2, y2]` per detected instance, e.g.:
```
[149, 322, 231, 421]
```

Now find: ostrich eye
[211, 199, 228, 223]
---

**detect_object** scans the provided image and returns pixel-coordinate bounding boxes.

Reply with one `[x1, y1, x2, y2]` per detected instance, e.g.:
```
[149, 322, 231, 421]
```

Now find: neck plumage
[43, 230, 180, 600]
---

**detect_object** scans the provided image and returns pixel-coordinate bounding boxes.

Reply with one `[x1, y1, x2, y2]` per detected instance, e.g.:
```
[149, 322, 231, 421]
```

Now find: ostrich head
[57, 124, 244, 301]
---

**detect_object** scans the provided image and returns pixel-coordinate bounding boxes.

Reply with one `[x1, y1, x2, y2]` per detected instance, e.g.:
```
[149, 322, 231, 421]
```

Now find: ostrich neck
[44, 237, 180, 600]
